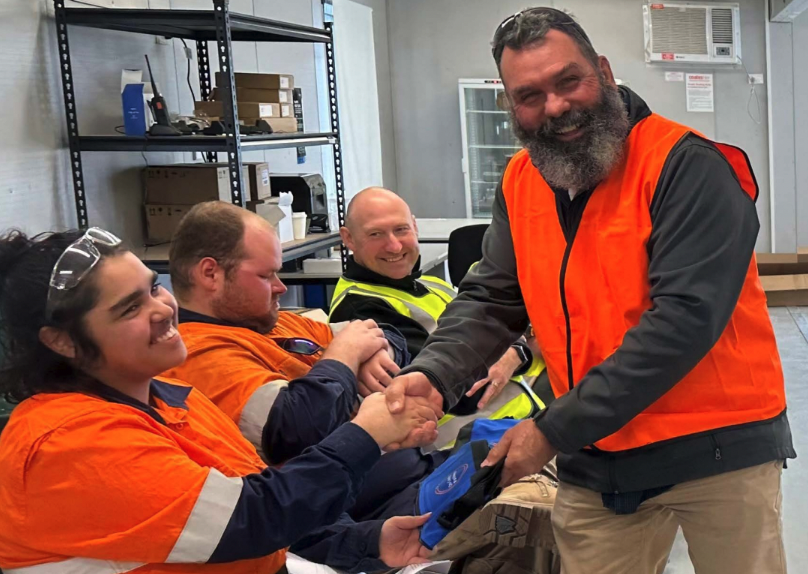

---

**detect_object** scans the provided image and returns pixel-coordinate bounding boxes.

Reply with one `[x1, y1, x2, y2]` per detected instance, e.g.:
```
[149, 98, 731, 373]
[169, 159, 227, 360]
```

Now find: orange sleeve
[168, 334, 289, 425]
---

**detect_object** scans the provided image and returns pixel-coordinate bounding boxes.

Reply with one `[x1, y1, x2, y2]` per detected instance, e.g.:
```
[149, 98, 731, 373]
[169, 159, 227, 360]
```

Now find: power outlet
[748, 74, 764, 85]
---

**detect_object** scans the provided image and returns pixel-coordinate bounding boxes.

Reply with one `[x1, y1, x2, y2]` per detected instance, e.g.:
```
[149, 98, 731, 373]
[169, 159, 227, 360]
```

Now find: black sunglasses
[273, 337, 323, 356]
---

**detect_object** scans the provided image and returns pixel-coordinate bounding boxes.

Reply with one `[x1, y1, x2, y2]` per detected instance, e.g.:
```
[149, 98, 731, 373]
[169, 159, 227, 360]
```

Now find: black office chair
[447, 224, 490, 287]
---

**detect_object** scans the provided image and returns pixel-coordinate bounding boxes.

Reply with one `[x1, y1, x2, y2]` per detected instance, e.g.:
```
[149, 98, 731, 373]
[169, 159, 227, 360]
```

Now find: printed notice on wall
[686, 73, 714, 113]
[665, 72, 684, 82]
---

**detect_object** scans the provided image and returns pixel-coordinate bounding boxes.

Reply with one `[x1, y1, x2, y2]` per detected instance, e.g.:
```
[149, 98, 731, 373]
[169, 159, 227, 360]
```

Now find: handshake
[352, 392, 441, 450]
[325, 319, 446, 449]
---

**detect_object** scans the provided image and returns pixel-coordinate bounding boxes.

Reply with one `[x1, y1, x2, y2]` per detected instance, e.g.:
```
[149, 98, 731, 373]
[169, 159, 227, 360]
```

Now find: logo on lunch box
[435, 464, 469, 495]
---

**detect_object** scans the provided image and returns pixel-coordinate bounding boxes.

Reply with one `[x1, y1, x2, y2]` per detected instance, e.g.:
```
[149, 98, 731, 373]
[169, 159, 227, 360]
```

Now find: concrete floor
[663, 307, 808, 573]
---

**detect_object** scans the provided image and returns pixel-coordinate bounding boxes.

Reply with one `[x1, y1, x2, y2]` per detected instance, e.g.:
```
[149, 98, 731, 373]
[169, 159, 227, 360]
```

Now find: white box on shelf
[302, 257, 342, 275]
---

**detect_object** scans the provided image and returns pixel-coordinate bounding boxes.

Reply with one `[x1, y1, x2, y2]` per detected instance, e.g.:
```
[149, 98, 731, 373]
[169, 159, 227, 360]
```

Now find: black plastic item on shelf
[241, 119, 274, 135]
[145, 54, 181, 137]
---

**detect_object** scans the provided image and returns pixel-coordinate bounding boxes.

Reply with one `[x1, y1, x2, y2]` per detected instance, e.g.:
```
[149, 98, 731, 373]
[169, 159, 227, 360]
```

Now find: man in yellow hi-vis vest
[331, 187, 543, 414]
[330, 189, 560, 574]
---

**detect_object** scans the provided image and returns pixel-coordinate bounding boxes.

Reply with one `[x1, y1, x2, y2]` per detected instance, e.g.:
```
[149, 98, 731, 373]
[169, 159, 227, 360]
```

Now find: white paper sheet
[686, 73, 714, 112]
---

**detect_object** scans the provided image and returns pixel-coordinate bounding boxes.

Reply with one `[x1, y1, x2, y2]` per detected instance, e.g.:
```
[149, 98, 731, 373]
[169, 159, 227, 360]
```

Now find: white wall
[767, 7, 808, 251]
[793, 11, 808, 247]
[386, 0, 772, 251]
[0, 0, 328, 245]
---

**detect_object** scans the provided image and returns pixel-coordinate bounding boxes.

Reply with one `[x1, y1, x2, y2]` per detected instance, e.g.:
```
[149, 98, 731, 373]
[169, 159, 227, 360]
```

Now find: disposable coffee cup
[292, 212, 308, 240]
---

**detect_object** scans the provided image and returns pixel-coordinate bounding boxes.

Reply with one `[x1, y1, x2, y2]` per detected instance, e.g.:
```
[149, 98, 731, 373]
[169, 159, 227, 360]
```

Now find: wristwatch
[510, 341, 532, 376]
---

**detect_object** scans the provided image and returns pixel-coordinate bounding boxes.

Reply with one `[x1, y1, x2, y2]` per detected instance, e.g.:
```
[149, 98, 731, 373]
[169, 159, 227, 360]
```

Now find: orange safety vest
[0, 378, 285, 574]
[502, 113, 786, 452]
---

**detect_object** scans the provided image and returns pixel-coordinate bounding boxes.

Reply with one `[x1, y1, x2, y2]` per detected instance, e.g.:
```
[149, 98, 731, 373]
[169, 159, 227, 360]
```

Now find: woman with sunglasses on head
[0, 228, 437, 574]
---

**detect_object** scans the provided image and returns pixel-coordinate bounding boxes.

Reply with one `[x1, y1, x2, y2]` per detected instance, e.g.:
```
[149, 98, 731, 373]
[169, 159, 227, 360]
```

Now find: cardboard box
[121, 69, 154, 136]
[756, 252, 808, 276]
[194, 100, 290, 119]
[216, 72, 294, 90]
[144, 204, 192, 244]
[145, 164, 251, 205]
[759, 274, 808, 306]
[245, 162, 272, 202]
[241, 117, 299, 134]
[212, 87, 293, 104]
[247, 199, 293, 243]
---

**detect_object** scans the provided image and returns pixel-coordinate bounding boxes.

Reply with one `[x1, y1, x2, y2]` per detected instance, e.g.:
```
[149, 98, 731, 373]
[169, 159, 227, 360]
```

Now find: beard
[211, 281, 279, 335]
[510, 78, 630, 191]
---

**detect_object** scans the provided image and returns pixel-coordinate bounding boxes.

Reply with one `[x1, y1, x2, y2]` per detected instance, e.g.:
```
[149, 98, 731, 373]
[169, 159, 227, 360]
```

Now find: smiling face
[79, 252, 187, 385]
[341, 188, 420, 280]
[500, 29, 630, 191]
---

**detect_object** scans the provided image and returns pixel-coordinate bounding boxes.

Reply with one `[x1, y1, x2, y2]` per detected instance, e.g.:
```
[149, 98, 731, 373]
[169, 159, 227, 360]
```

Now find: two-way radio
[144, 55, 180, 136]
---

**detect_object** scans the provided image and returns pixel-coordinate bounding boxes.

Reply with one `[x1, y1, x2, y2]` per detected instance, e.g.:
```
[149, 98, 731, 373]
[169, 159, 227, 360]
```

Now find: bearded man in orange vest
[385, 8, 795, 574]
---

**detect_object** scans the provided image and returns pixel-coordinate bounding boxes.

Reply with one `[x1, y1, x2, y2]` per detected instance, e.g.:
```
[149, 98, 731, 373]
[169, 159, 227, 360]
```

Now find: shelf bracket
[325, 22, 347, 271]
[195, 39, 217, 163]
[213, 0, 245, 206]
[54, 0, 89, 230]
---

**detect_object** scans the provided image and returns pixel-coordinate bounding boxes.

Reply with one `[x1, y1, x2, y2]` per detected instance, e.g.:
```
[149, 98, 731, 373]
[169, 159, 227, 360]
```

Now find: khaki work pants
[552, 461, 787, 574]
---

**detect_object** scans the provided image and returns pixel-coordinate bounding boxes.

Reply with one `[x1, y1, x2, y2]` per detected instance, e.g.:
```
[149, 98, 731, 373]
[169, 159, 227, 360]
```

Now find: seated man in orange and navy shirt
[162, 201, 446, 520]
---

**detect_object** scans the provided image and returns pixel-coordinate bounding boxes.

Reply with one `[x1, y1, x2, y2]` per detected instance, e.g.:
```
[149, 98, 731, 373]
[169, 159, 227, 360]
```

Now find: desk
[134, 232, 341, 274]
[416, 218, 491, 243]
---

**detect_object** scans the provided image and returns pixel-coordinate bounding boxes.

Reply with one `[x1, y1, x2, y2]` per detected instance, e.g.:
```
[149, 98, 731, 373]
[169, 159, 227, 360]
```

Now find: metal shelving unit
[53, 0, 347, 268]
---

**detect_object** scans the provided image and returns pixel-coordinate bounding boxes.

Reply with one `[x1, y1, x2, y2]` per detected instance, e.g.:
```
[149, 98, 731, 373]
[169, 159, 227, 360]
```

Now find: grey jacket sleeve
[399, 181, 531, 408]
[537, 137, 760, 453]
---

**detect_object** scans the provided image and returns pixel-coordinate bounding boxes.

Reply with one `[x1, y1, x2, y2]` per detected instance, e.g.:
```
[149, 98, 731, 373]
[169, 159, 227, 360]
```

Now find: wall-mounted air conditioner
[643, 2, 741, 64]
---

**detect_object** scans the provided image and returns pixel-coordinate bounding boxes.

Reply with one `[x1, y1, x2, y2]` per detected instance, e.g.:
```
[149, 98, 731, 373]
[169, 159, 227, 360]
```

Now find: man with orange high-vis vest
[385, 8, 795, 574]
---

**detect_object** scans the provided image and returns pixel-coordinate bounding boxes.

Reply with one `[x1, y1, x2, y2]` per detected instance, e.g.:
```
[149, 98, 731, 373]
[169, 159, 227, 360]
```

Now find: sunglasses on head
[495, 7, 588, 41]
[45, 227, 122, 321]
[273, 337, 323, 356]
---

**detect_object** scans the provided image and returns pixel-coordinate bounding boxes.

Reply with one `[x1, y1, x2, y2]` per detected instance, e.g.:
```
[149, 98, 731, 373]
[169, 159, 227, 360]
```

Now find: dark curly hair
[0, 229, 125, 403]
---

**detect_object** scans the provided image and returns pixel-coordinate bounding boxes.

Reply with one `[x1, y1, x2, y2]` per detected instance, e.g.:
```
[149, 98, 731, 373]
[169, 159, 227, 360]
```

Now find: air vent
[711, 8, 734, 44]
[644, 3, 741, 64]
[650, 7, 708, 55]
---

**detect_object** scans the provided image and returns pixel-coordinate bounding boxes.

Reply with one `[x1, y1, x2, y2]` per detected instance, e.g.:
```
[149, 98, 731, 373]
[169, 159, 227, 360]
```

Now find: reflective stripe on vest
[436, 378, 546, 452]
[502, 114, 785, 452]
[329, 275, 457, 333]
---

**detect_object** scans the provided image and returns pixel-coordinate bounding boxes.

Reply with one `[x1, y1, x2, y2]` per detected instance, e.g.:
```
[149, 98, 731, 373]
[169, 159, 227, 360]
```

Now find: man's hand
[353, 393, 439, 449]
[482, 419, 557, 487]
[357, 348, 400, 397]
[322, 320, 388, 374]
[465, 347, 523, 409]
[379, 514, 432, 567]
[384, 372, 443, 449]
[386, 372, 443, 415]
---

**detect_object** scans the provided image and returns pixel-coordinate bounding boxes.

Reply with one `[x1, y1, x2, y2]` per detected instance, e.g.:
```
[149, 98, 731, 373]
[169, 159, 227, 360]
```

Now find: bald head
[344, 187, 413, 232]
[341, 188, 420, 280]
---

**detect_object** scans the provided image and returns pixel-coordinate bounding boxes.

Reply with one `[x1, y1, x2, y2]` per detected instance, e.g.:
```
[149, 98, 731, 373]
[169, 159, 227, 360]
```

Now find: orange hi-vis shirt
[163, 311, 337, 454]
[0, 377, 284, 574]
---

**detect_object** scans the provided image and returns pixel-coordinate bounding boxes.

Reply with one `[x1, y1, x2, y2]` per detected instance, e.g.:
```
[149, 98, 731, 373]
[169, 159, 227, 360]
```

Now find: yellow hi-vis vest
[329, 275, 456, 333]
[328, 274, 547, 425]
